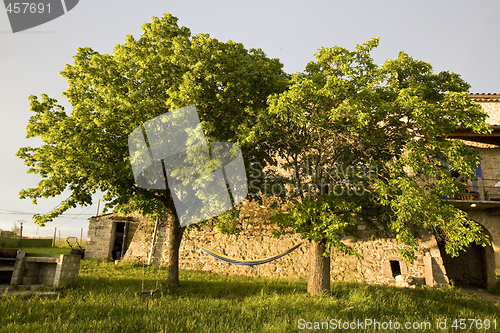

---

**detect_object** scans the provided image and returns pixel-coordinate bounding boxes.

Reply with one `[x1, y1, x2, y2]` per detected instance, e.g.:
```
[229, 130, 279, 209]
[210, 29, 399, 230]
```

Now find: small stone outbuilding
[85, 213, 144, 261]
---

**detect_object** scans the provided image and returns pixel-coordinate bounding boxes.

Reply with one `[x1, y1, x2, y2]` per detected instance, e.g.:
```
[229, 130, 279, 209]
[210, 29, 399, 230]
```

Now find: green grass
[21, 246, 72, 255]
[1, 258, 499, 332]
[0, 239, 84, 254]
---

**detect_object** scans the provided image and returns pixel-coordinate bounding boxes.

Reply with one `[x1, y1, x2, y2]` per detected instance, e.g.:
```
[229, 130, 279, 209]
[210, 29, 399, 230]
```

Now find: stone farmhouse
[85, 93, 500, 289]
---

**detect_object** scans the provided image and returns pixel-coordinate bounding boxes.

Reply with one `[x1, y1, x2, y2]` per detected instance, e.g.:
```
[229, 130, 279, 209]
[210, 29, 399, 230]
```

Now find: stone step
[25, 257, 59, 264]
[0, 266, 15, 271]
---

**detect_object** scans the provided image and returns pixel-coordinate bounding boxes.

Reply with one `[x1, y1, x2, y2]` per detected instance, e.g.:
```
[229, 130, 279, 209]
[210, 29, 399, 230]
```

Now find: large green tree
[262, 38, 491, 295]
[17, 13, 287, 287]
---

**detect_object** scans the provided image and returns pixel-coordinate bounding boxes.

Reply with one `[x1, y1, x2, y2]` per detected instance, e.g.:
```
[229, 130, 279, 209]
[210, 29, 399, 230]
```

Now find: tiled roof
[468, 93, 500, 101]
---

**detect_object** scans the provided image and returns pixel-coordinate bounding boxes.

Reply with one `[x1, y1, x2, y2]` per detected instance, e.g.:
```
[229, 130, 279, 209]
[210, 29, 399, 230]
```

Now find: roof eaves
[468, 93, 500, 101]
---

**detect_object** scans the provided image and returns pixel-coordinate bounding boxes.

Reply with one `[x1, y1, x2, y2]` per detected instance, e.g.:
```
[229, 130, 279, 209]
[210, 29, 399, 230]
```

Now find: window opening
[390, 260, 401, 277]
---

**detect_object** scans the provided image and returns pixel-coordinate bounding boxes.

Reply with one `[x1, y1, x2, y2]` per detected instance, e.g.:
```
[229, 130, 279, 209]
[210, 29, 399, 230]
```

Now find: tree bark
[165, 213, 185, 288]
[307, 240, 331, 296]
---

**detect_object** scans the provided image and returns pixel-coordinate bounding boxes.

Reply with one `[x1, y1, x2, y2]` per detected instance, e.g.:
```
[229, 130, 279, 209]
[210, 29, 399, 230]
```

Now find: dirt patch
[459, 287, 500, 303]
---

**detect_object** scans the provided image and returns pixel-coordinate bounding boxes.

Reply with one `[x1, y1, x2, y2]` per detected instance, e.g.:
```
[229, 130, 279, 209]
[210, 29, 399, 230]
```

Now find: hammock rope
[198, 243, 301, 273]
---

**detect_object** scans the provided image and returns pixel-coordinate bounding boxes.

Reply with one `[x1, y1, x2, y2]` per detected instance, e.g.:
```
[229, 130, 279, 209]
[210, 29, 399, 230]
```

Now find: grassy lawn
[20, 246, 72, 255]
[0, 250, 499, 332]
[16, 239, 85, 255]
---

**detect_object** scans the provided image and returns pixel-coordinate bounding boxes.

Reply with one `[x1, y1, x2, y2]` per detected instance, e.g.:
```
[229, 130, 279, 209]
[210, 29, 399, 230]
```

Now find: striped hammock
[197, 243, 301, 273]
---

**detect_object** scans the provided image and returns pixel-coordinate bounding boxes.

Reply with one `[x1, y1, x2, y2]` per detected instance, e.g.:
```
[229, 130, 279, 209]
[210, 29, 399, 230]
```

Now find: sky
[1, 0, 499, 239]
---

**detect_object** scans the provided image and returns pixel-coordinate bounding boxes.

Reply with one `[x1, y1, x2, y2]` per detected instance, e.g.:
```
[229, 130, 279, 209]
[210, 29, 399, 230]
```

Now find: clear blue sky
[1, 0, 499, 238]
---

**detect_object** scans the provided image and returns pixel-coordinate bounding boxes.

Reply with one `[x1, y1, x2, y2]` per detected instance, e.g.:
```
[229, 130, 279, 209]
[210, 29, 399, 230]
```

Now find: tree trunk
[165, 213, 185, 288]
[307, 240, 330, 296]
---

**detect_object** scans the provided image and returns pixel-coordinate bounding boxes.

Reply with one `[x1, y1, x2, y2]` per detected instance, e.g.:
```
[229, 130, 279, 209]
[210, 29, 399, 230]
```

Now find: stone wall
[330, 235, 440, 286]
[439, 242, 486, 286]
[184, 226, 448, 287]
[478, 147, 500, 189]
[176, 220, 309, 280]
[119, 207, 448, 287]
[466, 210, 500, 288]
[472, 94, 500, 125]
[86, 217, 114, 260]
[121, 216, 157, 263]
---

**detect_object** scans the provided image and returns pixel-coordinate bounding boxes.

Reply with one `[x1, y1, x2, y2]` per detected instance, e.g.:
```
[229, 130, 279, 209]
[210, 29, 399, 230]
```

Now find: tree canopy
[17, 13, 287, 226]
[17, 13, 288, 287]
[260, 38, 491, 294]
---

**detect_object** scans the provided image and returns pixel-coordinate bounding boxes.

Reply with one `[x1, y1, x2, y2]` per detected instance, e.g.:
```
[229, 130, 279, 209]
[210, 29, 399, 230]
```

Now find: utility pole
[53, 227, 57, 247]
[16, 219, 25, 239]
[16, 219, 26, 247]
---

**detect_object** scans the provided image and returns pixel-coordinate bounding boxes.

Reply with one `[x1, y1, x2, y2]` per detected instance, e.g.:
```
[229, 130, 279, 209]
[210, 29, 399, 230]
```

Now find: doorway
[437, 241, 487, 287]
[111, 222, 129, 261]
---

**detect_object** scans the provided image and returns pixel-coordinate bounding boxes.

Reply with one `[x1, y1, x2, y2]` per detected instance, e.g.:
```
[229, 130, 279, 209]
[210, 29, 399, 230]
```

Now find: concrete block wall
[10, 249, 26, 285]
[10, 251, 80, 288]
[21, 262, 57, 285]
[54, 254, 80, 287]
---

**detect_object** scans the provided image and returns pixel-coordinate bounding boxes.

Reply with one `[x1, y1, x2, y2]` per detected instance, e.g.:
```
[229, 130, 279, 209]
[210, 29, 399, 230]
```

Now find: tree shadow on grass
[75, 267, 306, 301]
[329, 281, 500, 319]
[163, 270, 307, 300]
[50, 270, 500, 333]
[75, 263, 499, 322]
